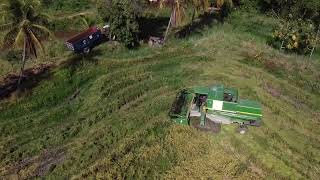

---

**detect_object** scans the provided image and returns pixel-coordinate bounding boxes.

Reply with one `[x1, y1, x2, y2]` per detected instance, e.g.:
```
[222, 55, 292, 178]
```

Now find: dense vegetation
[97, 0, 146, 47]
[258, 0, 320, 24]
[0, 0, 320, 179]
[41, 0, 92, 11]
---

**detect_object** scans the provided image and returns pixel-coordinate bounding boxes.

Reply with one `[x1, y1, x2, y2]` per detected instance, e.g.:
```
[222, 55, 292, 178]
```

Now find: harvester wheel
[250, 120, 261, 127]
[238, 125, 248, 134]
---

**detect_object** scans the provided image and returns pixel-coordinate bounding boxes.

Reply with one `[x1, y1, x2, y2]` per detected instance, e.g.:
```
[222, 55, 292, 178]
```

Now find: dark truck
[65, 26, 109, 54]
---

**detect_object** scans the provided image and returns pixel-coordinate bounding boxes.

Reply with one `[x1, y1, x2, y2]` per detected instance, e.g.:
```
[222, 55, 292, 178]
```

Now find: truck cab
[65, 26, 109, 54]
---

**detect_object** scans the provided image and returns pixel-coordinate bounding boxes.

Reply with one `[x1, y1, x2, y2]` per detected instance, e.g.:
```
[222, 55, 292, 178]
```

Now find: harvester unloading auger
[169, 84, 263, 134]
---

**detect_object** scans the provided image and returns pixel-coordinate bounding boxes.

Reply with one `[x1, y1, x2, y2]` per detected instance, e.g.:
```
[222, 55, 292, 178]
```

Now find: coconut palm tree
[0, 0, 52, 86]
[160, 0, 210, 42]
[160, 0, 234, 42]
[216, 0, 233, 9]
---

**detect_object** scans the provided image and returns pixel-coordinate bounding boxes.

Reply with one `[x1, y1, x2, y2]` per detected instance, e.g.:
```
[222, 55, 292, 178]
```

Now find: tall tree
[160, 0, 233, 42]
[160, 0, 209, 41]
[0, 0, 52, 86]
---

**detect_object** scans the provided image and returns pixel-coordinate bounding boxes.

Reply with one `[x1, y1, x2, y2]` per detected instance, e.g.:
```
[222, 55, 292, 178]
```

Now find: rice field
[0, 13, 320, 179]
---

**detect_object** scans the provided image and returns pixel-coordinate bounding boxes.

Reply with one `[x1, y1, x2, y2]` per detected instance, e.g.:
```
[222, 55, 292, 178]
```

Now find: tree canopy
[97, 0, 146, 48]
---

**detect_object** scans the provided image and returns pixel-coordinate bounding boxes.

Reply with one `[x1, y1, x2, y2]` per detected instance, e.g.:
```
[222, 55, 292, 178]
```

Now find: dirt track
[0, 64, 54, 100]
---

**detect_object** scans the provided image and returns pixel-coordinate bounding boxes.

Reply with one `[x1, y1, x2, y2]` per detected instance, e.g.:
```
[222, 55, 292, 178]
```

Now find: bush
[97, 0, 146, 48]
[257, 0, 320, 25]
[268, 19, 319, 54]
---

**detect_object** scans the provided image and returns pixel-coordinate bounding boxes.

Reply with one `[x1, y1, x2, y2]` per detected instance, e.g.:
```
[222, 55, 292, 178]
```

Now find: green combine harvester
[169, 84, 263, 134]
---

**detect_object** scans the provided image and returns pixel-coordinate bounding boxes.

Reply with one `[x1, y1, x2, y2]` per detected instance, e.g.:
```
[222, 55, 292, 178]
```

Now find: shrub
[97, 0, 146, 48]
[258, 0, 320, 23]
[268, 19, 319, 54]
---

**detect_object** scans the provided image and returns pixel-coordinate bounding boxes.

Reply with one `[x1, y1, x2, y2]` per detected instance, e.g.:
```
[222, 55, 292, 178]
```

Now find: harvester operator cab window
[223, 93, 234, 102]
[194, 94, 207, 107]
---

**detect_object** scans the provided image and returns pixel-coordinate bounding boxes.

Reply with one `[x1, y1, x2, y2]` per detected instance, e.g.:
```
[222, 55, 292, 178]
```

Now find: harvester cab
[169, 84, 263, 134]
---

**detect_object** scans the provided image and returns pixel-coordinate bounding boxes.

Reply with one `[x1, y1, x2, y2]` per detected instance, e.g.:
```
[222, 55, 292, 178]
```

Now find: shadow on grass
[138, 16, 170, 40]
[60, 48, 103, 69]
[0, 64, 54, 100]
[175, 13, 220, 39]
[311, 48, 320, 61]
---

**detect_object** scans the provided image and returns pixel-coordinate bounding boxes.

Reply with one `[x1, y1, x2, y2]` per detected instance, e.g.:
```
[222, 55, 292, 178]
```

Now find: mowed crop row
[0, 45, 204, 178]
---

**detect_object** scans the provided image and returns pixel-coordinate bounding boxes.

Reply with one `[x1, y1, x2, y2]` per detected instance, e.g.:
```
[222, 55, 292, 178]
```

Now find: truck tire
[83, 47, 90, 54]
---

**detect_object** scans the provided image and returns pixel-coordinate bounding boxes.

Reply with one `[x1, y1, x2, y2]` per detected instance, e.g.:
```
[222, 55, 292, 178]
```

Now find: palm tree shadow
[0, 64, 54, 100]
[138, 17, 170, 40]
[175, 13, 221, 39]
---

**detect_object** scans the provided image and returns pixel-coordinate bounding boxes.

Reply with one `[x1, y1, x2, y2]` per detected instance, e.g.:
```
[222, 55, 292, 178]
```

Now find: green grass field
[0, 11, 320, 179]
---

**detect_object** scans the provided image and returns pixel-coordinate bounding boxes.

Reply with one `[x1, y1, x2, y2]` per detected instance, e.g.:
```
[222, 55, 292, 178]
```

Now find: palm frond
[2, 27, 19, 49]
[27, 28, 44, 54]
[216, 0, 233, 8]
[19, 19, 30, 29]
[79, 17, 89, 28]
[31, 24, 54, 39]
[26, 35, 38, 58]
[0, 22, 14, 32]
[13, 27, 25, 48]
[54, 11, 94, 20]
[0, 3, 9, 10]
[1, 0, 50, 60]
[32, 12, 51, 25]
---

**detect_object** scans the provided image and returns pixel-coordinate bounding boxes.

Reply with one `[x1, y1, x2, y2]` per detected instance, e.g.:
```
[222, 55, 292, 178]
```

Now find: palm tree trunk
[309, 25, 320, 60]
[191, 8, 196, 22]
[18, 37, 27, 87]
[164, 7, 174, 43]
[187, 8, 196, 36]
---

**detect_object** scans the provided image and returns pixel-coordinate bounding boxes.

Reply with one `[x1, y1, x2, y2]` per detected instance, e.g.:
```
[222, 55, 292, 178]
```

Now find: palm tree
[159, 0, 234, 42]
[54, 11, 96, 29]
[216, 0, 233, 9]
[0, 0, 52, 86]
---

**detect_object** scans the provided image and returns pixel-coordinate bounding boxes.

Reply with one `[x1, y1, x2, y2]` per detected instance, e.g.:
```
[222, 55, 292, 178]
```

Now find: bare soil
[5, 148, 65, 178]
[190, 117, 221, 134]
[0, 63, 54, 100]
[33, 149, 65, 177]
